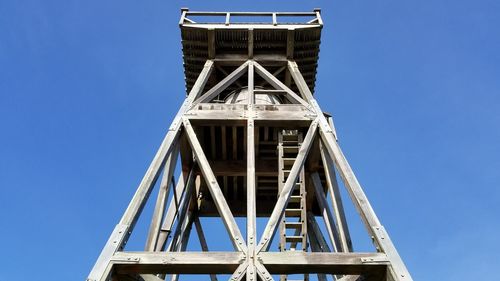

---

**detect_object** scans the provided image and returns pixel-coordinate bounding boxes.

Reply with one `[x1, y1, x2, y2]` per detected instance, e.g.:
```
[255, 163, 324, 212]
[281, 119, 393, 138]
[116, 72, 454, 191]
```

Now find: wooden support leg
[287, 59, 412, 281]
[87, 60, 213, 281]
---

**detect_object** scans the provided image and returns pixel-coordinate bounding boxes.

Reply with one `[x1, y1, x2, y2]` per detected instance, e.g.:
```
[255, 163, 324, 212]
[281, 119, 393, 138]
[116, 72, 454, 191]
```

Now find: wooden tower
[87, 9, 413, 281]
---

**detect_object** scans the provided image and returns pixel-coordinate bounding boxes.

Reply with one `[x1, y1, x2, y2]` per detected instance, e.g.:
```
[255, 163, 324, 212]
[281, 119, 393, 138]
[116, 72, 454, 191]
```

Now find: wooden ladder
[278, 130, 308, 281]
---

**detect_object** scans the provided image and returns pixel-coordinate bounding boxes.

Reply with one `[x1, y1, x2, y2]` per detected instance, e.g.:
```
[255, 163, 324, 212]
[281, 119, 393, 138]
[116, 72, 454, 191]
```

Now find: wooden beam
[286, 29, 295, 59]
[259, 252, 389, 275]
[194, 217, 218, 281]
[170, 212, 195, 281]
[145, 143, 180, 251]
[256, 119, 318, 253]
[229, 261, 249, 281]
[307, 229, 328, 281]
[112, 252, 245, 274]
[167, 173, 195, 252]
[216, 65, 243, 88]
[208, 29, 216, 59]
[248, 29, 254, 59]
[255, 261, 275, 281]
[156, 172, 191, 251]
[183, 118, 247, 252]
[307, 212, 332, 253]
[193, 61, 249, 105]
[246, 61, 257, 281]
[253, 61, 310, 107]
[111, 252, 388, 275]
[320, 142, 352, 252]
[311, 172, 343, 252]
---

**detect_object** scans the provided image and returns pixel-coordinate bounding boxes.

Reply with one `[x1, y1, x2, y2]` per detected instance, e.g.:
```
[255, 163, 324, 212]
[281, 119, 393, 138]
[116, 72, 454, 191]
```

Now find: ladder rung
[282, 158, 296, 164]
[290, 195, 301, 202]
[285, 222, 302, 229]
[283, 146, 299, 153]
[282, 134, 299, 140]
[285, 209, 302, 217]
[285, 236, 303, 243]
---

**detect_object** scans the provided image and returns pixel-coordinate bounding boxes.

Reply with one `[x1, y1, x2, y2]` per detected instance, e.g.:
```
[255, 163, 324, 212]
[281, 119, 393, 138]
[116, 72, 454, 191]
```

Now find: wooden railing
[179, 8, 323, 26]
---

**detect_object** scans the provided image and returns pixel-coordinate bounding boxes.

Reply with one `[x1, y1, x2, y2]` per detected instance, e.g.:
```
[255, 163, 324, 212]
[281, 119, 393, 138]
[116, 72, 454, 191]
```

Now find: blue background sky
[1, 1, 499, 280]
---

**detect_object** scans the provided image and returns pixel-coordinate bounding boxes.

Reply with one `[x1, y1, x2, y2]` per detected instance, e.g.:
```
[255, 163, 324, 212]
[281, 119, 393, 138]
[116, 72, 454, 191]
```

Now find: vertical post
[246, 61, 257, 281]
[248, 29, 254, 59]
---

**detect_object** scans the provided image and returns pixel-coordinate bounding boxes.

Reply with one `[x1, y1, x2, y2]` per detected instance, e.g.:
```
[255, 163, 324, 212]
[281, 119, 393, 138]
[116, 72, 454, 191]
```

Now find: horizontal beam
[112, 252, 244, 274]
[259, 252, 389, 275]
[111, 252, 388, 275]
[186, 104, 316, 122]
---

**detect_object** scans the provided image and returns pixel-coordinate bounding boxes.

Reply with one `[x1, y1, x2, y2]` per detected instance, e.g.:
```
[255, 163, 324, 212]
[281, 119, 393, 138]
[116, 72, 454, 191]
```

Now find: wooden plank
[183, 118, 247, 252]
[256, 120, 318, 253]
[193, 61, 249, 105]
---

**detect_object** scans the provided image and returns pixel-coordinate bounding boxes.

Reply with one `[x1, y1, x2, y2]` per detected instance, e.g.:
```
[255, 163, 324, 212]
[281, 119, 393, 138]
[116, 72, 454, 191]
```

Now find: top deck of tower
[179, 8, 323, 96]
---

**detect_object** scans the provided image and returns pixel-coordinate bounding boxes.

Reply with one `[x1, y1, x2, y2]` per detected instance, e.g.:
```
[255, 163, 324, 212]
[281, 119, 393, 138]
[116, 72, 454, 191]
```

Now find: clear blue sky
[1, 1, 499, 280]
